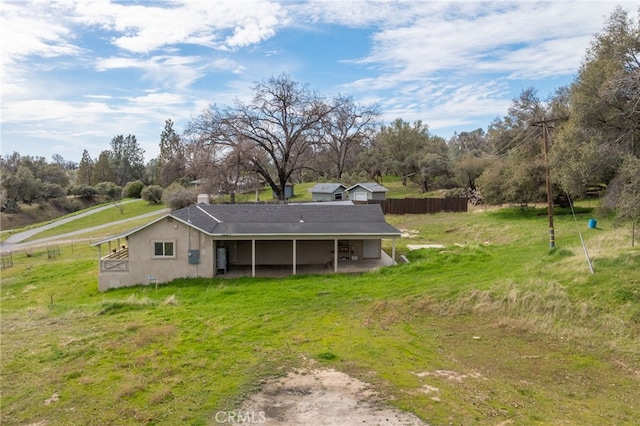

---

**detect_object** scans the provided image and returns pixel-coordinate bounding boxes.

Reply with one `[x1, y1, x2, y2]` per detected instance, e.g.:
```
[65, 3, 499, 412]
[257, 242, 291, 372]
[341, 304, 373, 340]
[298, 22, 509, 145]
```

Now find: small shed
[346, 182, 389, 201]
[309, 183, 347, 202]
[272, 184, 294, 200]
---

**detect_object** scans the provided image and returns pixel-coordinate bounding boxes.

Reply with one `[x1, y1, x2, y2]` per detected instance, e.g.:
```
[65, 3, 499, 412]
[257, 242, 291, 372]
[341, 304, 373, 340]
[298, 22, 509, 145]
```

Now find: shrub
[50, 197, 84, 213]
[122, 180, 145, 199]
[445, 187, 467, 198]
[70, 185, 98, 200]
[1, 199, 20, 213]
[162, 183, 196, 210]
[141, 185, 164, 204]
[41, 183, 67, 200]
[95, 182, 123, 201]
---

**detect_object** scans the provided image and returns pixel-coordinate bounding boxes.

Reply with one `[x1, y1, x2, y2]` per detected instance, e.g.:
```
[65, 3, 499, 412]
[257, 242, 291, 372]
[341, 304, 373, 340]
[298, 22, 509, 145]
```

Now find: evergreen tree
[110, 135, 145, 186]
[92, 150, 114, 184]
[77, 149, 94, 185]
[158, 119, 185, 187]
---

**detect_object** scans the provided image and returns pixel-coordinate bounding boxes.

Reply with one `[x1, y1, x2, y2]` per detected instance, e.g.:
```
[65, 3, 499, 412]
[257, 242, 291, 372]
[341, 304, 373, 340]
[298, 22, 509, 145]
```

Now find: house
[188, 178, 204, 188]
[309, 183, 348, 202]
[346, 182, 389, 201]
[92, 202, 401, 291]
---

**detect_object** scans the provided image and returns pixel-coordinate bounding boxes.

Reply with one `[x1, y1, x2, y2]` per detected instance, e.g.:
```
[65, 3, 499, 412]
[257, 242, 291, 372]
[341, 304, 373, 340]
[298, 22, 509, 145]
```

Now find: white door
[363, 239, 380, 258]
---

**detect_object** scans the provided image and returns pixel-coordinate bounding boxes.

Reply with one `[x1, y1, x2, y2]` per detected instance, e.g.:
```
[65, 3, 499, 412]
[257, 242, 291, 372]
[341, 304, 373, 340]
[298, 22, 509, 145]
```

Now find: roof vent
[299, 215, 304, 223]
[197, 194, 210, 204]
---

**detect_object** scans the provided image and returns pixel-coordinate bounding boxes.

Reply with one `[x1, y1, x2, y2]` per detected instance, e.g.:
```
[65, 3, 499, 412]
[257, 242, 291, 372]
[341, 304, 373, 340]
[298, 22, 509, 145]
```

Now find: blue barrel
[588, 218, 597, 229]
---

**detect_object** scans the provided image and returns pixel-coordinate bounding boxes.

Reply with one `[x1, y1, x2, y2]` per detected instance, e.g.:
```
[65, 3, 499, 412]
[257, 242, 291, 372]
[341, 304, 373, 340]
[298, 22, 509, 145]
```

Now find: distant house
[188, 179, 204, 188]
[92, 202, 401, 291]
[346, 182, 389, 201]
[309, 183, 348, 202]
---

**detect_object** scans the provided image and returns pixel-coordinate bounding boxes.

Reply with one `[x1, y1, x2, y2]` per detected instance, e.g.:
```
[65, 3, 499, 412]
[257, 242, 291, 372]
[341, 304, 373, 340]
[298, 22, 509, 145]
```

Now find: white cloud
[356, 2, 619, 80]
[95, 55, 206, 89]
[329, 0, 632, 136]
[0, 1, 83, 65]
[70, 0, 287, 53]
[293, 0, 420, 27]
[209, 58, 246, 74]
[1, 99, 113, 123]
[126, 92, 186, 108]
[85, 94, 113, 100]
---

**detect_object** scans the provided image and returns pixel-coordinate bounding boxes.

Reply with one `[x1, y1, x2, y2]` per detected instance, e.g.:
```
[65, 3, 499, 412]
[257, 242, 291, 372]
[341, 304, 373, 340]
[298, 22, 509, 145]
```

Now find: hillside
[0, 198, 101, 231]
[1, 205, 639, 424]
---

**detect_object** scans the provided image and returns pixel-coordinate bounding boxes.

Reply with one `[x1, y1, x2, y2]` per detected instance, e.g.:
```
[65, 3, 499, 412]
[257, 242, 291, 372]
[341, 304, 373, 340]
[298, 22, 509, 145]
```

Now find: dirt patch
[414, 369, 484, 382]
[406, 244, 444, 250]
[400, 229, 420, 238]
[241, 368, 428, 425]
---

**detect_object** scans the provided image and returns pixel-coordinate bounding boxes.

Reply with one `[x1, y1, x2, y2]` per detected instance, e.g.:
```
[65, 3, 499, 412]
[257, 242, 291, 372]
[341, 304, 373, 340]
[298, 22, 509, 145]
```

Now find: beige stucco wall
[98, 218, 215, 291]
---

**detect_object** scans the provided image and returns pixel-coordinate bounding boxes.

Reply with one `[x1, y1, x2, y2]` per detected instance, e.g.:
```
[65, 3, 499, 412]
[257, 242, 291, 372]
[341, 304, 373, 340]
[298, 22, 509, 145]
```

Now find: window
[153, 241, 175, 258]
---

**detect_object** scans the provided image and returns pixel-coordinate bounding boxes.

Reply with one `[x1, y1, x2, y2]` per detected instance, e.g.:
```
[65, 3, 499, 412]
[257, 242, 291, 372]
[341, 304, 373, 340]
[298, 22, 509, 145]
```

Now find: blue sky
[1, 0, 635, 164]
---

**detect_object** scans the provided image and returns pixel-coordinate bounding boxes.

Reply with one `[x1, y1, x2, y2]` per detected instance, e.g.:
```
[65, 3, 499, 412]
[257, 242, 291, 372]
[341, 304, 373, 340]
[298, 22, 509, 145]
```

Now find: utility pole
[532, 118, 556, 249]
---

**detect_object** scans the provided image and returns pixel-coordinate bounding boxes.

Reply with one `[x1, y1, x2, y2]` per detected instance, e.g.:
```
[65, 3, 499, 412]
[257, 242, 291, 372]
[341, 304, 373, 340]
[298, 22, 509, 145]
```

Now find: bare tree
[186, 74, 335, 200]
[318, 95, 380, 179]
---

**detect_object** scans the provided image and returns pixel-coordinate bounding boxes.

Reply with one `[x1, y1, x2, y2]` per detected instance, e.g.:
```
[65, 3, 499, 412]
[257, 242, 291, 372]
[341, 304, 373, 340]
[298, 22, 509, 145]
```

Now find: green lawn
[2, 206, 639, 425]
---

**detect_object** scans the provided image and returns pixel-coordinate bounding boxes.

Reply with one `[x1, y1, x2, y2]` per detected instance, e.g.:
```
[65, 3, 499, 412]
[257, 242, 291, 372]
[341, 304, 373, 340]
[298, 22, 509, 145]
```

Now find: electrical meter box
[188, 249, 200, 264]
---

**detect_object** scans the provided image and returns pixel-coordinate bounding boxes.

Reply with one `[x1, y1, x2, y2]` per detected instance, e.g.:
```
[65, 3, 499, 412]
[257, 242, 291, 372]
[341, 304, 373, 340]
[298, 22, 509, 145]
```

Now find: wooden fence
[1, 252, 13, 269]
[362, 197, 468, 215]
[47, 244, 61, 260]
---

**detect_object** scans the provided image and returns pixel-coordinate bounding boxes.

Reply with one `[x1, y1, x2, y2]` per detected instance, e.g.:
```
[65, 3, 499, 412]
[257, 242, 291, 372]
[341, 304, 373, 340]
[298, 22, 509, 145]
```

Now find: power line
[490, 126, 540, 158]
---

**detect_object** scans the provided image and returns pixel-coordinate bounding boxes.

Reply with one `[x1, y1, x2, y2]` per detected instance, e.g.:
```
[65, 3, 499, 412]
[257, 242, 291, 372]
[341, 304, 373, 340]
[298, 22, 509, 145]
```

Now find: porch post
[334, 239, 338, 272]
[392, 238, 396, 264]
[292, 239, 297, 275]
[251, 239, 256, 277]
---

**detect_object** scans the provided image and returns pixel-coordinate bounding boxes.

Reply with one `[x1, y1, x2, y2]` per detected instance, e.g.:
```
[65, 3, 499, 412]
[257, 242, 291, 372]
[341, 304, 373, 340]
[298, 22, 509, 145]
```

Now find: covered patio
[219, 249, 395, 278]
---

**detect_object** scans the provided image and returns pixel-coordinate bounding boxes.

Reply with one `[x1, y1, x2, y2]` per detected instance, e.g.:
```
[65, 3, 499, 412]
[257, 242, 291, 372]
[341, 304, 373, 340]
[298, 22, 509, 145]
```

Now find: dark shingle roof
[170, 203, 400, 236]
[309, 183, 347, 193]
[346, 182, 388, 193]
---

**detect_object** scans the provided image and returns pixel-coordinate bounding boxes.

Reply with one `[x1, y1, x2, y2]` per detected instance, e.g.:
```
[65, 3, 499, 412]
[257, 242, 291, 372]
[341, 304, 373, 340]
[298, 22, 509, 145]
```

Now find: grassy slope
[21, 199, 167, 241]
[0, 198, 102, 239]
[2, 206, 639, 425]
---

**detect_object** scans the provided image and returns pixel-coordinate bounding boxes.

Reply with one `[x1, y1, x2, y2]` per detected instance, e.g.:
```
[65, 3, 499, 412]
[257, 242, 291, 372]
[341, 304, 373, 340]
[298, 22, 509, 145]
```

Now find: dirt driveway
[239, 368, 428, 425]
